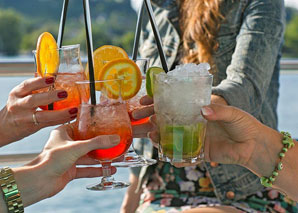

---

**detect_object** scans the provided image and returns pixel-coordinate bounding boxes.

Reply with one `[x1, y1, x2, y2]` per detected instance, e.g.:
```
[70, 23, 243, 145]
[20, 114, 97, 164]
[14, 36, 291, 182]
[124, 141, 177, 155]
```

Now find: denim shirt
[133, 0, 285, 204]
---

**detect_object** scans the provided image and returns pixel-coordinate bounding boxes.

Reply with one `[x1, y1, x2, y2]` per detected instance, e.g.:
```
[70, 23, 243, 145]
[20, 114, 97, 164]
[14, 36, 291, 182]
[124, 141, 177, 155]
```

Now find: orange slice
[85, 45, 129, 88]
[99, 58, 142, 100]
[36, 32, 59, 77]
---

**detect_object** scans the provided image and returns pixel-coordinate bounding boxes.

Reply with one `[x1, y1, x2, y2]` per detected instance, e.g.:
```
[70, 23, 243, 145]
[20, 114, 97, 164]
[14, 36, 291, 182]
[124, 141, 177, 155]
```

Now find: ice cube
[168, 63, 211, 77]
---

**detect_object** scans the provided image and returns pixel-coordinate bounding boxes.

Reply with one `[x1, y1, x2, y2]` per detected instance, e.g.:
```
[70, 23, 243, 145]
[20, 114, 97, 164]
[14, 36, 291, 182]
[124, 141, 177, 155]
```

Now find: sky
[285, 0, 298, 9]
[130, 0, 298, 11]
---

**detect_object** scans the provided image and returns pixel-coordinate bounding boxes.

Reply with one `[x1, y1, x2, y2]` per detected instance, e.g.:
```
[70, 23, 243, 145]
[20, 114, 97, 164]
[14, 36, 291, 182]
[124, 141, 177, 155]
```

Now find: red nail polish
[57, 91, 68, 99]
[45, 77, 54, 84]
[69, 108, 78, 114]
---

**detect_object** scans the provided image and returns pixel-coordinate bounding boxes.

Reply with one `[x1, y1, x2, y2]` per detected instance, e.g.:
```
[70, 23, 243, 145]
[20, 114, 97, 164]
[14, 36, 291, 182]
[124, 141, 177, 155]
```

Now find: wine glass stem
[102, 161, 112, 177]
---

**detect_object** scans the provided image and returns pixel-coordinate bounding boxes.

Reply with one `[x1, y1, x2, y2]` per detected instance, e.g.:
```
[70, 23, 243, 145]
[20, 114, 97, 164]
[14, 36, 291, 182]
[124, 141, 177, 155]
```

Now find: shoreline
[1, 61, 298, 76]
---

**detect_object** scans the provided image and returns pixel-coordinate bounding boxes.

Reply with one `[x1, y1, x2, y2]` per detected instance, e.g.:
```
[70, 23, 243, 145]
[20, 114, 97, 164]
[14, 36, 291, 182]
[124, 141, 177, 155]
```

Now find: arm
[0, 124, 120, 211]
[120, 173, 143, 213]
[247, 126, 298, 200]
[212, 0, 285, 115]
[202, 104, 298, 200]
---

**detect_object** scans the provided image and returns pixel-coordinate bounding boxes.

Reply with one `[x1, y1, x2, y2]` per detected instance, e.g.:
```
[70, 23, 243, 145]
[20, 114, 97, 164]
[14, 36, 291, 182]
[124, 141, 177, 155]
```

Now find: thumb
[74, 135, 120, 157]
[201, 104, 243, 123]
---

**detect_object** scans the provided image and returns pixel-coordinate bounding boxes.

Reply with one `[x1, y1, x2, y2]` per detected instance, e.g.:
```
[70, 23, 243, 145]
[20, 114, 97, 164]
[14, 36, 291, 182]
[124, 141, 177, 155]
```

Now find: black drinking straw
[57, 0, 69, 48]
[49, 0, 69, 110]
[144, 0, 169, 72]
[132, 0, 145, 60]
[83, 0, 96, 105]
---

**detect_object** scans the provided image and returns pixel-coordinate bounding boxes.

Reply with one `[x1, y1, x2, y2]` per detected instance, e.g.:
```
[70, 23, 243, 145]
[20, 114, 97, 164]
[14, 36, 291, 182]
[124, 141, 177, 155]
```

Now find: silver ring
[32, 112, 39, 126]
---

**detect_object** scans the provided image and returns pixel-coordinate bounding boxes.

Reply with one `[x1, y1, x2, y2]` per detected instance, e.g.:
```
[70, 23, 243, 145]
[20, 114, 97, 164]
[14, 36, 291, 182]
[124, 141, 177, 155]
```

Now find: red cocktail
[75, 79, 133, 191]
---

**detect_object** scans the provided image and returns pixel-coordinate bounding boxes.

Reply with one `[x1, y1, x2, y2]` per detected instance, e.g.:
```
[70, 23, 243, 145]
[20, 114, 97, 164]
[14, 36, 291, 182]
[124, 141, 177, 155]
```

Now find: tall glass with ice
[153, 63, 213, 163]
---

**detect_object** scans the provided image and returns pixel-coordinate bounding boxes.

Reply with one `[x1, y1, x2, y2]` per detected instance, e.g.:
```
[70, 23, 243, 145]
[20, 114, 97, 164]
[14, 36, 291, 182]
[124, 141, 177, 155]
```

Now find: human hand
[202, 104, 263, 166]
[147, 104, 264, 168]
[0, 77, 78, 146]
[12, 124, 120, 207]
[131, 95, 155, 138]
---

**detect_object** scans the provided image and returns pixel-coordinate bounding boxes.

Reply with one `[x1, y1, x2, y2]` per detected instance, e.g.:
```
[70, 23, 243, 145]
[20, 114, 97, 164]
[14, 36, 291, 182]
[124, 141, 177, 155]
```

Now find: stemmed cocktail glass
[74, 79, 133, 191]
[113, 58, 157, 167]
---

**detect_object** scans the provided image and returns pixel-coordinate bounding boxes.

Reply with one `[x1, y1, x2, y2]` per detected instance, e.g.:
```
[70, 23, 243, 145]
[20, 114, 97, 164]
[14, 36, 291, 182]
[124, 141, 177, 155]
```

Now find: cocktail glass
[113, 58, 157, 167]
[33, 44, 87, 110]
[153, 66, 213, 163]
[74, 79, 133, 191]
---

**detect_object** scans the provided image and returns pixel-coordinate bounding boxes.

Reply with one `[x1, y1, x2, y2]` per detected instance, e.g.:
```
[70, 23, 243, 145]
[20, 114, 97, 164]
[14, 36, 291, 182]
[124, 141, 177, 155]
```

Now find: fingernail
[69, 107, 78, 114]
[45, 77, 54, 84]
[201, 106, 214, 116]
[57, 91, 68, 99]
[109, 135, 120, 145]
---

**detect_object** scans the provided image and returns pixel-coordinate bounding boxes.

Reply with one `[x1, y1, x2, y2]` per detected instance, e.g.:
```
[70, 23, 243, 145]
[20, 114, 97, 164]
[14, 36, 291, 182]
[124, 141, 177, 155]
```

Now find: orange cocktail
[126, 58, 150, 126]
[33, 32, 87, 110]
[37, 72, 86, 110]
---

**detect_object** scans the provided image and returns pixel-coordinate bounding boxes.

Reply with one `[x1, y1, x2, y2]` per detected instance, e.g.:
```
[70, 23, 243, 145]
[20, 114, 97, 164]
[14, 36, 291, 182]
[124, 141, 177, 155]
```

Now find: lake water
[0, 74, 297, 212]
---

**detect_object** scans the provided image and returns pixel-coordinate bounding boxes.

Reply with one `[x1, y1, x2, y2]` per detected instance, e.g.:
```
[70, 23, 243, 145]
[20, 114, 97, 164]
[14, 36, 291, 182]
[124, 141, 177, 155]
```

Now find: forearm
[0, 166, 45, 213]
[121, 173, 142, 213]
[0, 107, 15, 147]
[0, 190, 7, 212]
[246, 126, 298, 200]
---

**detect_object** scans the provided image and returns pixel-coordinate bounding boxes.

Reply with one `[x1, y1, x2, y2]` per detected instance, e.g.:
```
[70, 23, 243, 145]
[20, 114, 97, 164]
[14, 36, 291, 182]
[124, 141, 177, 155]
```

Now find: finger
[35, 107, 78, 128]
[132, 122, 154, 138]
[76, 155, 101, 165]
[11, 77, 55, 97]
[201, 104, 247, 123]
[148, 131, 159, 148]
[20, 90, 68, 109]
[132, 105, 154, 120]
[75, 166, 117, 179]
[113, 155, 125, 162]
[149, 115, 157, 126]
[140, 95, 153, 105]
[72, 135, 120, 157]
[172, 162, 200, 168]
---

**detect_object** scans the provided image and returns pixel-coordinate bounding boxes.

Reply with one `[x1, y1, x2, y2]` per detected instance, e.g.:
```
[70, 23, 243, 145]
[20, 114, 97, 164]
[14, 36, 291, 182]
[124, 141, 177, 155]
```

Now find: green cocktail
[153, 63, 212, 163]
[159, 122, 206, 162]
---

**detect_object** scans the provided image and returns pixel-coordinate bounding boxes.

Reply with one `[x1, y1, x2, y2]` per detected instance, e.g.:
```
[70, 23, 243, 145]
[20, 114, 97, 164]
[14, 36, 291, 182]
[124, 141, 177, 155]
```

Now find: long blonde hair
[180, 0, 224, 67]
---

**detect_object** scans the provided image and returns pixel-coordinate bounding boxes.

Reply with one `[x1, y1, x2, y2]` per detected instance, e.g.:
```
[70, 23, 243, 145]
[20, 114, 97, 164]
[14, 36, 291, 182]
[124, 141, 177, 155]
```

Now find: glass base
[112, 155, 157, 168]
[86, 176, 130, 191]
[158, 152, 204, 164]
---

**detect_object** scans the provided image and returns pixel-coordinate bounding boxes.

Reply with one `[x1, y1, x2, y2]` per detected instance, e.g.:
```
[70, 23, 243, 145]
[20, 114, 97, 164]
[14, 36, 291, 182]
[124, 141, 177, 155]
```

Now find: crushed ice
[167, 63, 211, 77]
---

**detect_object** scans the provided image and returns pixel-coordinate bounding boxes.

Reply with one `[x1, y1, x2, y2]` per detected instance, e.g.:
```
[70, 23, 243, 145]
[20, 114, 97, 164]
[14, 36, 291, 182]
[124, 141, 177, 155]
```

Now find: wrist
[12, 166, 46, 207]
[246, 125, 283, 177]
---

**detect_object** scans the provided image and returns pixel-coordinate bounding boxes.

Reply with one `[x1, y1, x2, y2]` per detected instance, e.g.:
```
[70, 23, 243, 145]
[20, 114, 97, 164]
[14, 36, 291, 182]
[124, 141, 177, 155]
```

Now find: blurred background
[0, 0, 298, 212]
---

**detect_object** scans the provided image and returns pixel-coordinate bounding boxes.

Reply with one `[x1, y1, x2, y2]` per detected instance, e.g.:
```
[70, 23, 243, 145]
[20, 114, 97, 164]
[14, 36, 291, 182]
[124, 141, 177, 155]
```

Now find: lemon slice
[36, 32, 59, 77]
[146, 66, 165, 97]
[99, 58, 142, 100]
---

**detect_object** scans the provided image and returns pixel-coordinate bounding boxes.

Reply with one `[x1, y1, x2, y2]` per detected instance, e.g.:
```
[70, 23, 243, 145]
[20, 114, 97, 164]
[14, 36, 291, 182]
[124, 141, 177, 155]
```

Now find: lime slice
[146, 66, 165, 97]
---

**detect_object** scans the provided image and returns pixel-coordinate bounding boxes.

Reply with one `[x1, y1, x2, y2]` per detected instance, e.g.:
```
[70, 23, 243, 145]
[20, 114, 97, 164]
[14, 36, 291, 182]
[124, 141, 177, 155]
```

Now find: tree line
[0, 4, 298, 58]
